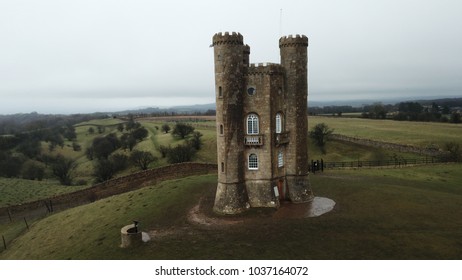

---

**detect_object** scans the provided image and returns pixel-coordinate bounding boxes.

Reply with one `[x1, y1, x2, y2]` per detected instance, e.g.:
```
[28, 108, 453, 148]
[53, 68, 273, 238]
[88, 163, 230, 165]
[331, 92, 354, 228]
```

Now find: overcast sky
[1, 0, 461, 114]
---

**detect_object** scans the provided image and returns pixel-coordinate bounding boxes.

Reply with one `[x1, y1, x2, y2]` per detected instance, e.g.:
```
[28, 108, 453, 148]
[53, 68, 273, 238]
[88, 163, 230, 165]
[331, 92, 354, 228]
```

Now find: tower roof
[212, 32, 244, 46]
[279, 34, 308, 48]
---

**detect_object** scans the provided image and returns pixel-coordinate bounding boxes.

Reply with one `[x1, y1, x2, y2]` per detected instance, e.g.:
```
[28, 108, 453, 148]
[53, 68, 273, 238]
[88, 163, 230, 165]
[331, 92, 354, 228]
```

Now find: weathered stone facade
[212, 32, 314, 214]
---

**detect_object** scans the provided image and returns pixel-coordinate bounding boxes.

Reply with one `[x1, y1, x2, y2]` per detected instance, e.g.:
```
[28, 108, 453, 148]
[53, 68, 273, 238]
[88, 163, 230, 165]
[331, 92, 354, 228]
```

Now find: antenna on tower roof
[279, 8, 283, 36]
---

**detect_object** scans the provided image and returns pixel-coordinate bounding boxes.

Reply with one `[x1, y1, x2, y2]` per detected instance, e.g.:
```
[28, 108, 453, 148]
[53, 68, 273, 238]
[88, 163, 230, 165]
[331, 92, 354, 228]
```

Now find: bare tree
[130, 150, 156, 170]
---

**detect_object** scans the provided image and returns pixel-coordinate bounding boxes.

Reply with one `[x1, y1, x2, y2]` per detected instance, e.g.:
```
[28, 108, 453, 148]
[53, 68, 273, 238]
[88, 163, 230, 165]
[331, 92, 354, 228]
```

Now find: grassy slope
[0, 118, 129, 210]
[309, 116, 462, 148]
[0, 178, 88, 207]
[2, 164, 461, 260]
[0, 119, 210, 209]
[139, 120, 218, 164]
[2, 116, 458, 210]
[1, 174, 215, 259]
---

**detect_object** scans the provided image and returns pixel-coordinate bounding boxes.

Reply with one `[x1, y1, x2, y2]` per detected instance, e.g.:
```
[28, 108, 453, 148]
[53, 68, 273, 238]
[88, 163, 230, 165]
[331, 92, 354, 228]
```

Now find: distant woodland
[309, 97, 462, 123]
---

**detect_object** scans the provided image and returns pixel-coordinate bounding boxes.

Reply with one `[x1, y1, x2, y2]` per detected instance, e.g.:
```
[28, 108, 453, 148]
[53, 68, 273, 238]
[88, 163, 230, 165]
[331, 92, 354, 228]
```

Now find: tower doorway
[277, 179, 286, 201]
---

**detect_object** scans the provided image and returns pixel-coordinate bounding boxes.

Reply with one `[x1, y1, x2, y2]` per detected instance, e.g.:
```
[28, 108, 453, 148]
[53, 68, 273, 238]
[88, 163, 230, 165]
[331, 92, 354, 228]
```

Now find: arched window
[278, 150, 284, 167]
[248, 154, 258, 170]
[247, 114, 259, 135]
[275, 113, 283, 133]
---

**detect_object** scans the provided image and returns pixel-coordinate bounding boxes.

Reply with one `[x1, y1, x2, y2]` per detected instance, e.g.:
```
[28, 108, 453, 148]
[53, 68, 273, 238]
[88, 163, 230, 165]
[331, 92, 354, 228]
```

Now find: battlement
[279, 34, 308, 48]
[247, 63, 283, 75]
[243, 44, 250, 54]
[212, 32, 244, 46]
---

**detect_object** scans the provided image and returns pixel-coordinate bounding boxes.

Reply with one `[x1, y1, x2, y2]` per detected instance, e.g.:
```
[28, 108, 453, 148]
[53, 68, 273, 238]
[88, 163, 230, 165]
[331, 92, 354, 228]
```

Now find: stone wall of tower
[244, 64, 285, 208]
[212, 32, 249, 214]
[212, 32, 313, 214]
[279, 35, 313, 203]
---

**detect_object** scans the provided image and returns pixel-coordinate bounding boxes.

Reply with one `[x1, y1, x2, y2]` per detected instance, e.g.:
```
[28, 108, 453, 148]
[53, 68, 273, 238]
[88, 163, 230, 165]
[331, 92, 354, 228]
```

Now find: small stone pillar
[120, 222, 142, 248]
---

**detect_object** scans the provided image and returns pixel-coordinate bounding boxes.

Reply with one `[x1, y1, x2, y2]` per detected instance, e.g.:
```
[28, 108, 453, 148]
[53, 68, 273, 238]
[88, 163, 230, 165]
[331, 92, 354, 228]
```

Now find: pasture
[1, 115, 461, 259]
[1, 163, 461, 259]
[308, 116, 462, 148]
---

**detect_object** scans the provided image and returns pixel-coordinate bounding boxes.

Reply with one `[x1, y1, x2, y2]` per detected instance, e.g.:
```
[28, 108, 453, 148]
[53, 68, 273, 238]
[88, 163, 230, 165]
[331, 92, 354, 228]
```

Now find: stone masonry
[212, 32, 314, 214]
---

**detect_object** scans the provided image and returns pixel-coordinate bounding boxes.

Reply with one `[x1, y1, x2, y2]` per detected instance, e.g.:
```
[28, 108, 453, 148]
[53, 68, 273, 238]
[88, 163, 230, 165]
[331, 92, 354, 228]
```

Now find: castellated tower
[212, 32, 313, 215]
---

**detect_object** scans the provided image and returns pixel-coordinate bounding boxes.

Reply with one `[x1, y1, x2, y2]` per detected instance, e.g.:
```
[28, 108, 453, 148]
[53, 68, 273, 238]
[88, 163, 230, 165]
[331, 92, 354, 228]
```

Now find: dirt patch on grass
[146, 184, 335, 241]
[186, 195, 336, 228]
[188, 202, 243, 227]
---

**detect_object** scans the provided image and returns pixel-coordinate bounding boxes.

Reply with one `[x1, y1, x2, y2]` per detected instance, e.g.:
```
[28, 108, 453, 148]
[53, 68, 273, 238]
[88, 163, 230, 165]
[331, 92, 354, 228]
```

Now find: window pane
[249, 154, 258, 169]
[247, 114, 259, 134]
[276, 113, 282, 133]
[278, 151, 284, 167]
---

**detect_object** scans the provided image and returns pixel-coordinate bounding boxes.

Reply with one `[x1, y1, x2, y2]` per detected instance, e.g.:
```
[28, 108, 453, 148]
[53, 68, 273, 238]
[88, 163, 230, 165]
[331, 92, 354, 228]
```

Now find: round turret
[212, 31, 249, 214]
[279, 34, 311, 203]
[212, 32, 244, 46]
[279, 34, 309, 48]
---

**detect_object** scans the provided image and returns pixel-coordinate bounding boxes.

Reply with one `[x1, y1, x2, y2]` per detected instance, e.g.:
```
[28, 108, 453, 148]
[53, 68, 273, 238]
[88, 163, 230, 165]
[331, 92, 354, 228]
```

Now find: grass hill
[1, 116, 459, 208]
[2, 163, 461, 259]
[1, 115, 461, 259]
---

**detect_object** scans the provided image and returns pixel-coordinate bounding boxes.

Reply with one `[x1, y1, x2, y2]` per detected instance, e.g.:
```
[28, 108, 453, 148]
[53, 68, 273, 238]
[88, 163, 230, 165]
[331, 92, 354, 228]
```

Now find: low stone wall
[0, 162, 217, 218]
[331, 134, 444, 156]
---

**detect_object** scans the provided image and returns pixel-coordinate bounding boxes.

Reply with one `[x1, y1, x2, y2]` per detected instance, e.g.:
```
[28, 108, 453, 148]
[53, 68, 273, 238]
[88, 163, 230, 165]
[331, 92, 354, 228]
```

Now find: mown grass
[2, 164, 461, 260]
[309, 116, 462, 148]
[1, 174, 215, 259]
[0, 178, 88, 208]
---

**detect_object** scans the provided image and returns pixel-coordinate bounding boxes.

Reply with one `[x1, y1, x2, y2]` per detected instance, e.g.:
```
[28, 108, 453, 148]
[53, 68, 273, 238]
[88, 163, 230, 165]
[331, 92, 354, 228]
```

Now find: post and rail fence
[310, 156, 448, 173]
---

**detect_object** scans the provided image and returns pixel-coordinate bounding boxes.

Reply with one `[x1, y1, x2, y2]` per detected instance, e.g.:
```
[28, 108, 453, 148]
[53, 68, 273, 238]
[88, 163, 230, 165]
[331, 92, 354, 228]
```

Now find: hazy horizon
[1, 0, 461, 114]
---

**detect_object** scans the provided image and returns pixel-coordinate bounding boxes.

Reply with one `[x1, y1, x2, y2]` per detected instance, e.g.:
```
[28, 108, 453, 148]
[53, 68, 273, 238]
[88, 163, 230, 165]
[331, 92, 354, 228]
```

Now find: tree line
[310, 100, 462, 124]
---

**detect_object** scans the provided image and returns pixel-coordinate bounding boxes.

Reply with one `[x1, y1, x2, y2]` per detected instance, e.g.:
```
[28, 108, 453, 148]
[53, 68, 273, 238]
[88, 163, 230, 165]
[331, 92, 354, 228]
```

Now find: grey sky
[1, 0, 461, 114]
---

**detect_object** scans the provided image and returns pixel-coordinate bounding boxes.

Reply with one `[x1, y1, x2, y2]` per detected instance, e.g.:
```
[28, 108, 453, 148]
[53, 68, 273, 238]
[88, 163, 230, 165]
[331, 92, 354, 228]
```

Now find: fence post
[24, 217, 29, 230]
[2, 235, 6, 250]
[7, 208, 12, 222]
[44, 200, 50, 213]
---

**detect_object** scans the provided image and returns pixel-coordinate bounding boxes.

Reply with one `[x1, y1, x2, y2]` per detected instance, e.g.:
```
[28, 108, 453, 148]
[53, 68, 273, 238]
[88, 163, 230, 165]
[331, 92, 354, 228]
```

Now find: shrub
[51, 155, 76, 186]
[130, 150, 156, 170]
[172, 123, 195, 139]
[166, 144, 196, 164]
[93, 159, 115, 183]
[309, 123, 334, 154]
[161, 124, 171, 133]
[22, 161, 45, 181]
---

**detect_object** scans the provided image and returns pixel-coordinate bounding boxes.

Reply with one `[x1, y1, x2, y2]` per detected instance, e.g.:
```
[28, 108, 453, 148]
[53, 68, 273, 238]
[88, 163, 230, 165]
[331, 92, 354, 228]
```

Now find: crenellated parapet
[243, 44, 250, 54]
[247, 63, 284, 75]
[212, 32, 244, 46]
[279, 34, 308, 48]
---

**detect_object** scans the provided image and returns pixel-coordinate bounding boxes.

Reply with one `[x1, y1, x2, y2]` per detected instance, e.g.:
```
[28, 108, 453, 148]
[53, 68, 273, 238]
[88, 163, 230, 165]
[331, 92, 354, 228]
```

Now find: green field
[0, 178, 88, 208]
[139, 120, 218, 165]
[308, 116, 462, 148]
[2, 163, 461, 259]
[0, 118, 218, 208]
[1, 116, 461, 259]
[2, 117, 459, 208]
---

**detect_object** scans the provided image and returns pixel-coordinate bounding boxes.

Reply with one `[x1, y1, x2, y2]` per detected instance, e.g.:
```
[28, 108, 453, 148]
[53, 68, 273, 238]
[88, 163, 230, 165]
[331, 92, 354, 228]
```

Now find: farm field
[308, 116, 462, 148]
[1, 163, 461, 259]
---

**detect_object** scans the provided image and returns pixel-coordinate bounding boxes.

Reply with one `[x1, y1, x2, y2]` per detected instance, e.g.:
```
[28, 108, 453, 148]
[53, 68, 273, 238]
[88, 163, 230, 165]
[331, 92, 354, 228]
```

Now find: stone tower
[212, 32, 313, 215]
